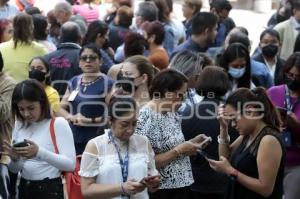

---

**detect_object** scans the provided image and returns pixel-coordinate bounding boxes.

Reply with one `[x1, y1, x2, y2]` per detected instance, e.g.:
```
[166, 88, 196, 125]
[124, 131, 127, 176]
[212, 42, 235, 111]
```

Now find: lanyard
[108, 131, 129, 183]
[284, 85, 300, 112]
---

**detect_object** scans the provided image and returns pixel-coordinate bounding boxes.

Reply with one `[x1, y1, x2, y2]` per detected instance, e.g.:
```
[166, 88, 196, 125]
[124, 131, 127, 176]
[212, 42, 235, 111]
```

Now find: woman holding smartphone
[207, 87, 285, 199]
[2, 79, 76, 199]
[80, 96, 160, 199]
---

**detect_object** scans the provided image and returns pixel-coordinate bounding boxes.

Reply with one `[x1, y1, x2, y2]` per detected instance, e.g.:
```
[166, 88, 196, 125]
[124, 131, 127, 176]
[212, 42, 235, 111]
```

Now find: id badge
[68, 90, 79, 101]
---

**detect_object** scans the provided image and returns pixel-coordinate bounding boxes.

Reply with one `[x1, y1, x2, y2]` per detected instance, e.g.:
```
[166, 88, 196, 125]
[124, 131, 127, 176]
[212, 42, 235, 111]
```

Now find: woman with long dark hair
[219, 42, 252, 90]
[3, 79, 76, 199]
[208, 87, 285, 199]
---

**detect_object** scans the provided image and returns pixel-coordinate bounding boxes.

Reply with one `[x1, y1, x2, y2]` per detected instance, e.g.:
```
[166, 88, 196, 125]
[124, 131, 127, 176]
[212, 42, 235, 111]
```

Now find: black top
[44, 43, 82, 96]
[181, 97, 239, 194]
[226, 126, 285, 199]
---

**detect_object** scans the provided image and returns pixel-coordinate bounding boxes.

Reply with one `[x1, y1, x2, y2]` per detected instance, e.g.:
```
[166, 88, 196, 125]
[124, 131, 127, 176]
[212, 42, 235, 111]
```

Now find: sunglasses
[80, 55, 98, 62]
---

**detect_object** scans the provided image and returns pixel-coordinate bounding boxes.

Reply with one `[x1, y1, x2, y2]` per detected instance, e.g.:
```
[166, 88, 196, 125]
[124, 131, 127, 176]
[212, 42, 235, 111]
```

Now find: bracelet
[217, 135, 230, 145]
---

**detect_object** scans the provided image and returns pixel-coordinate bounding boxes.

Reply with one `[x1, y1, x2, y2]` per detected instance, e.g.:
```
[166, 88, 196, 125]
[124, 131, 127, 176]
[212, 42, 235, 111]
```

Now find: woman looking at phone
[2, 79, 76, 199]
[80, 96, 160, 199]
[207, 87, 285, 199]
[135, 69, 211, 199]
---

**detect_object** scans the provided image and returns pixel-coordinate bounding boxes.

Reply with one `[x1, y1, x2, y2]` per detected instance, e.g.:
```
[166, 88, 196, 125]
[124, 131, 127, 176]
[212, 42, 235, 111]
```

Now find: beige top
[0, 72, 16, 164]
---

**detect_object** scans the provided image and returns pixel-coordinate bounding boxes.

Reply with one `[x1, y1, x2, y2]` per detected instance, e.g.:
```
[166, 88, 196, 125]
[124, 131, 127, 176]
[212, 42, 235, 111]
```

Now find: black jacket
[252, 53, 285, 85]
[44, 43, 82, 96]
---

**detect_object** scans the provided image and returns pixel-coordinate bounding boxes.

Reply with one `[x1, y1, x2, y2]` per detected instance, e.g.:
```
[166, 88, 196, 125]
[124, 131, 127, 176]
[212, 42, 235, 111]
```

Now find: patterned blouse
[135, 106, 194, 189]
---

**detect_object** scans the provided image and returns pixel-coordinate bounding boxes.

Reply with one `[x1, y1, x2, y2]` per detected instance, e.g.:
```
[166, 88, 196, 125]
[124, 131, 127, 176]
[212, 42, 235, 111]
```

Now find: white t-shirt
[9, 117, 76, 180]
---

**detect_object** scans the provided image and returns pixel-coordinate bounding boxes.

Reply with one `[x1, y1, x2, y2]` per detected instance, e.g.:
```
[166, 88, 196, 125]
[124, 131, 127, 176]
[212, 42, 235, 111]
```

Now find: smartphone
[197, 149, 215, 160]
[139, 175, 160, 184]
[13, 140, 30, 148]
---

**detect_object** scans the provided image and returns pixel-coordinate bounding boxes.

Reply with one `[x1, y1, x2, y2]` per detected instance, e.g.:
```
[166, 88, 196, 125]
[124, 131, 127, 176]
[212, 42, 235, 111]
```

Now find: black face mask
[285, 77, 300, 91]
[261, 44, 279, 58]
[116, 73, 138, 93]
[29, 69, 46, 82]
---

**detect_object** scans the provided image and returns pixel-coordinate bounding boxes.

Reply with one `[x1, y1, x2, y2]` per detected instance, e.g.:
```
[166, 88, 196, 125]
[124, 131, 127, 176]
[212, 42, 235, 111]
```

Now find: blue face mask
[228, 66, 246, 79]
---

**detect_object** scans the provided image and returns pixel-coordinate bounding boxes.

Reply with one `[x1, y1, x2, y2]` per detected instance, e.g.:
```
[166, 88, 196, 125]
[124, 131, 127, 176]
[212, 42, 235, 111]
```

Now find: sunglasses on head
[80, 55, 98, 62]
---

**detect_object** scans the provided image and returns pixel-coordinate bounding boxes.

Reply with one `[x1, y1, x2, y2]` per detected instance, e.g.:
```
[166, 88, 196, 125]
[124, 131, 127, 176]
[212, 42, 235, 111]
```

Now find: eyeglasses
[80, 55, 98, 62]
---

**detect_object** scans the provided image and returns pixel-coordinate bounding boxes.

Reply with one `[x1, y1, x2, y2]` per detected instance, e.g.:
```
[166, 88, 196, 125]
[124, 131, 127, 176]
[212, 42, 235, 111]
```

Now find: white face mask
[228, 66, 246, 79]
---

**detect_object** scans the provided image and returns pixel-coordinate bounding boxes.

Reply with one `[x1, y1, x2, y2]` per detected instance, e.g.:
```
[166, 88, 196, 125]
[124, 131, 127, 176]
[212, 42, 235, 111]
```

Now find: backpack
[50, 118, 83, 199]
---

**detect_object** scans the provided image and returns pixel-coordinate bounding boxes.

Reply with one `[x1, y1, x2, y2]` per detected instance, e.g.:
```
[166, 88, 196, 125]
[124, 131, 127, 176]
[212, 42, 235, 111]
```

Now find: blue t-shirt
[68, 74, 114, 143]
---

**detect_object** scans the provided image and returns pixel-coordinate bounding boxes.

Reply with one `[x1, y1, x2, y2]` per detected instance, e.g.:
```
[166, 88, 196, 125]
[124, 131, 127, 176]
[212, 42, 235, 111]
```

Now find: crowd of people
[0, 0, 299, 199]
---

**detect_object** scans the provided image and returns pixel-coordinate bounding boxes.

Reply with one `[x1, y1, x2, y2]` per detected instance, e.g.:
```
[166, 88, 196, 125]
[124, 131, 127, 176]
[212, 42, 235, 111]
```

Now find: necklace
[80, 75, 101, 92]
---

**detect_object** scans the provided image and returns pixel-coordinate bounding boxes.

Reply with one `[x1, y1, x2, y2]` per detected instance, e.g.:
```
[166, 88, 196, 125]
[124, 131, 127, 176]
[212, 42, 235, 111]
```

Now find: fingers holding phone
[1, 140, 20, 161]
[140, 175, 161, 192]
[13, 140, 39, 159]
[175, 136, 212, 156]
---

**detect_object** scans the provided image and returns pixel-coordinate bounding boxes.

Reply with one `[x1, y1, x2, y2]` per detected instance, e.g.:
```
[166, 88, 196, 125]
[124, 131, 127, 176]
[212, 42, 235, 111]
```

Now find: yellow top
[1, 40, 48, 82]
[45, 85, 60, 113]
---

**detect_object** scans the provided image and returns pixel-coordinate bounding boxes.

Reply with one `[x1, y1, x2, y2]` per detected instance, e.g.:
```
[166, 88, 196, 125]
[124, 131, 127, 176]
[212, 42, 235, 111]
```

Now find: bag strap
[50, 118, 59, 154]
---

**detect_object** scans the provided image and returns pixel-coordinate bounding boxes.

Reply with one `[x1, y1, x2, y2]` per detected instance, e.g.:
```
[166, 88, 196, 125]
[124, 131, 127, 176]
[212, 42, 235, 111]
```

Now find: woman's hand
[13, 140, 39, 159]
[141, 175, 161, 191]
[69, 113, 91, 126]
[189, 134, 212, 149]
[122, 179, 146, 195]
[174, 141, 202, 156]
[207, 156, 235, 175]
[217, 105, 230, 131]
[1, 141, 20, 161]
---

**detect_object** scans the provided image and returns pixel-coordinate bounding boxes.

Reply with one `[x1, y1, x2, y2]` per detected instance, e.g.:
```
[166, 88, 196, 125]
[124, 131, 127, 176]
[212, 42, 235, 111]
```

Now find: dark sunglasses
[80, 55, 98, 62]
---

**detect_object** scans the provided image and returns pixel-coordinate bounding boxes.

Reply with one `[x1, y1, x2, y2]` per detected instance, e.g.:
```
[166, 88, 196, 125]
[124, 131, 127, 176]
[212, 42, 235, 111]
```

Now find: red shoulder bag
[50, 118, 83, 199]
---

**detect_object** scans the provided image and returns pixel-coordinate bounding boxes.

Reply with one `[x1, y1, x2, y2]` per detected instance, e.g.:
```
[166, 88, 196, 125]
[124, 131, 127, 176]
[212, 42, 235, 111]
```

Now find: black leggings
[18, 177, 64, 199]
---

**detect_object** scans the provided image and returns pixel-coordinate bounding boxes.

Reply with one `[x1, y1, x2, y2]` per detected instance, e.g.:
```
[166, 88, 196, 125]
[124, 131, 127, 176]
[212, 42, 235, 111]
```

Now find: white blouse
[79, 129, 158, 199]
